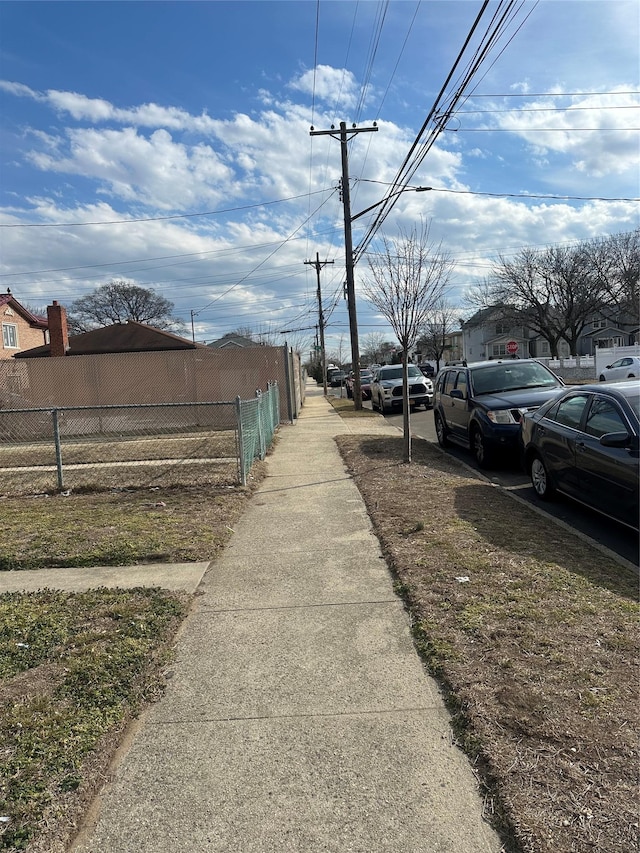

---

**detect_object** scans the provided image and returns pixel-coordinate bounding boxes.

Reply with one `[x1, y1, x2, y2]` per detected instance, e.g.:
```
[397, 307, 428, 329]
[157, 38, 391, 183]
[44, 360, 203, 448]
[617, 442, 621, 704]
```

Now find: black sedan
[521, 380, 640, 530]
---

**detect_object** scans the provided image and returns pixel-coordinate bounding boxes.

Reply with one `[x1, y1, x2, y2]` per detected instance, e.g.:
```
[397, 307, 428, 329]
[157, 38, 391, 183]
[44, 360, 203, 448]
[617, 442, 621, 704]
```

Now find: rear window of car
[552, 394, 590, 429]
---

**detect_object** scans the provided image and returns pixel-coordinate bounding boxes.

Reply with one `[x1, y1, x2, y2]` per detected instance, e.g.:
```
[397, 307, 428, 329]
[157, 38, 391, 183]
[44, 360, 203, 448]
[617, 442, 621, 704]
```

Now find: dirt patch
[337, 433, 639, 853]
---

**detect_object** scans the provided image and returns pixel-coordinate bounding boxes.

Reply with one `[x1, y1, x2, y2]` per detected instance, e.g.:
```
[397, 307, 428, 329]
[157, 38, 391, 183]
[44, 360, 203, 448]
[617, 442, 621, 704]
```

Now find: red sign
[506, 340, 519, 354]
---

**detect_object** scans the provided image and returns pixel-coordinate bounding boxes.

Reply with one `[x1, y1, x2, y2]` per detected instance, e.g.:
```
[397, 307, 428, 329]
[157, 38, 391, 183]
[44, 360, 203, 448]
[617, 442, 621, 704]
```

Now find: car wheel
[434, 412, 450, 447]
[471, 427, 494, 469]
[529, 453, 556, 500]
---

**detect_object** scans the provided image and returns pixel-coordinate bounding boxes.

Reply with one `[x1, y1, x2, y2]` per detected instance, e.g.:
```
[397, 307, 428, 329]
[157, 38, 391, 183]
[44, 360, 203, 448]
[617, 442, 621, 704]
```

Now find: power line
[0, 188, 334, 229]
[356, 180, 639, 203]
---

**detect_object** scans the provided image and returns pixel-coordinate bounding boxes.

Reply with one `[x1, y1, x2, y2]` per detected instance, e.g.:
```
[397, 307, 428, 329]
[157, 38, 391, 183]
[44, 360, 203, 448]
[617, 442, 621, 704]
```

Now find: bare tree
[363, 222, 453, 462]
[69, 280, 184, 334]
[584, 229, 639, 327]
[474, 243, 606, 357]
[417, 297, 460, 371]
[360, 332, 394, 366]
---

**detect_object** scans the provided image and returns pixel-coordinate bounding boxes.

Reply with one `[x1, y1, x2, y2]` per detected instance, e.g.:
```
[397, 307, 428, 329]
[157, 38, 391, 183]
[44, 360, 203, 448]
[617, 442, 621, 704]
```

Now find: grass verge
[334, 426, 638, 853]
[0, 464, 267, 851]
[0, 464, 266, 571]
[0, 587, 189, 852]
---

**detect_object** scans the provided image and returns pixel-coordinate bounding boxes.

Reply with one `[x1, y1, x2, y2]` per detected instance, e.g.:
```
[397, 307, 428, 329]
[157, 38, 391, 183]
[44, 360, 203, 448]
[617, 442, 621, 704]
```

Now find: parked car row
[430, 358, 639, 531]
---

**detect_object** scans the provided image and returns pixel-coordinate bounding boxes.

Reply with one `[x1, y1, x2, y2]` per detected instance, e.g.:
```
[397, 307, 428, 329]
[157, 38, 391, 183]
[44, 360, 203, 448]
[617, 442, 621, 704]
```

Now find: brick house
[0, 292, 48, 359]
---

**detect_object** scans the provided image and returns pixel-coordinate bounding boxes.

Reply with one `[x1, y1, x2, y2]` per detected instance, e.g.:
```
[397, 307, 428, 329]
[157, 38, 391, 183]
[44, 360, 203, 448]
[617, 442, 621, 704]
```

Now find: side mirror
[599, 431, 636, 449]
[450, 389, 465, 400]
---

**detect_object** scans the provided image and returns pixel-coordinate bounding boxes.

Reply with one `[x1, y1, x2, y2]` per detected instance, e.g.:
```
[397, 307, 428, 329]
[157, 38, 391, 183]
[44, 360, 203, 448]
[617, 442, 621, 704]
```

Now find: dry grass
[0, 432, 239, 497]
[336, 432, 639, 853]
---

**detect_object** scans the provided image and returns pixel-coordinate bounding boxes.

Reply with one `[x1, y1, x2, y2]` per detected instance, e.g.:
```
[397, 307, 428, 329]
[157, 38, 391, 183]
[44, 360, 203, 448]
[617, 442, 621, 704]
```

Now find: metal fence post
[51, 408, 65, 490]
[256, 389, 266, 459]
[235, 396, 246, 486]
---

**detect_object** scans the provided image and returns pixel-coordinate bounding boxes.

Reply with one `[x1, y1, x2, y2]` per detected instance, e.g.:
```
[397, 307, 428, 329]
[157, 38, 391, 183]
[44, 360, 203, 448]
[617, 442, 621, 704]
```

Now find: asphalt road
[349, 394, 639, 570]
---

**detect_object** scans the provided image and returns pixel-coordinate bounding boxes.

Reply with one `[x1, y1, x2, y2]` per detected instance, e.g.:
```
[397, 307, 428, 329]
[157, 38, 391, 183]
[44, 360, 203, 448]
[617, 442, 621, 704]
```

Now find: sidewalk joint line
[195, 598, 402, 614]
[151, 706, 437, 725]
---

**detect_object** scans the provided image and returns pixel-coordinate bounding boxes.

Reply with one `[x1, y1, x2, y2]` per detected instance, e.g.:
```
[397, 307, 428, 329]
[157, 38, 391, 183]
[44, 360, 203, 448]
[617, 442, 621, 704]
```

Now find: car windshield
[470, 362, 559, 395]
[378, 366, 423, 380]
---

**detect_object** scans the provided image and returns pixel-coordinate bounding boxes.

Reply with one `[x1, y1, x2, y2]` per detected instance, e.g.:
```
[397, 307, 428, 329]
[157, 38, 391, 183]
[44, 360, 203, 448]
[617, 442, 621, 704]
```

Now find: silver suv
[370, 364, 433, 413]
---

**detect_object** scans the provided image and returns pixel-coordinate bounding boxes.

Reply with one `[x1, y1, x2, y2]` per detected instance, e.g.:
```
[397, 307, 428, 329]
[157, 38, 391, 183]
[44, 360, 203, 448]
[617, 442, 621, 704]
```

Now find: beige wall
[0, 346, 303, 421]
[1, 308, 47, 359]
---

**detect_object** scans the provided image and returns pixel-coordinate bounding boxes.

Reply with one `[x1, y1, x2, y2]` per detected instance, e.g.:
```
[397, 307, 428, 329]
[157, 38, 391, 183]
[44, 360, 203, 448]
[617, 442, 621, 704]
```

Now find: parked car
[418, 363, 435, 377]
[329, 370, 347, 388]
[598, 356, 640, 382]
[521, 380, 639, 530]
[370, 364, 433, 413]
[345, 370, 373, 400]
[433, 358, 565, 468]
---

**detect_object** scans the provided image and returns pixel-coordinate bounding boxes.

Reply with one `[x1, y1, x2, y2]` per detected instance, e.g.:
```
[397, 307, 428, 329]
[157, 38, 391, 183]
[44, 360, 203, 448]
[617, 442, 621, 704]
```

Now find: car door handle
[576, 441, 587, 453]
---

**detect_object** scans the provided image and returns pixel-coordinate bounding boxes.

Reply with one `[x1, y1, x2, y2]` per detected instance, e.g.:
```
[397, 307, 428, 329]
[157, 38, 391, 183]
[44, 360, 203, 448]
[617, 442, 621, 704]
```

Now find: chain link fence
[0, 384, 280, 496]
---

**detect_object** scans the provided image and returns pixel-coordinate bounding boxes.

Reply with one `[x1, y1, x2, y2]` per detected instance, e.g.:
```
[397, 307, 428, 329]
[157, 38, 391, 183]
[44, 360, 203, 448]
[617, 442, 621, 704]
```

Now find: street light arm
[351, 186, 432, 222]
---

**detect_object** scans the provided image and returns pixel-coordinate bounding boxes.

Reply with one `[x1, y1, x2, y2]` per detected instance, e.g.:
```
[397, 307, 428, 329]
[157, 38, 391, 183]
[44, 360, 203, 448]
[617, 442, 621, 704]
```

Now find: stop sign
[506, 340, 519, 354]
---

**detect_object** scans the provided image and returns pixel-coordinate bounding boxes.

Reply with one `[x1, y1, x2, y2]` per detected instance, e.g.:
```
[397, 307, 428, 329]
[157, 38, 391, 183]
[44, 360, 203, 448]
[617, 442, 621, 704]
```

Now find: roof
[15, 320, 205, 358]
[207, 333, 261, 349]
[0, 293, 48, 329]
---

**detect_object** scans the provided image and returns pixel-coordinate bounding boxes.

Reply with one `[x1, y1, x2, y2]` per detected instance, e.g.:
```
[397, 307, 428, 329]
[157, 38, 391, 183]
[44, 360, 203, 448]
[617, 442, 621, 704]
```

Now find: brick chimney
[47, 301, 69, 357]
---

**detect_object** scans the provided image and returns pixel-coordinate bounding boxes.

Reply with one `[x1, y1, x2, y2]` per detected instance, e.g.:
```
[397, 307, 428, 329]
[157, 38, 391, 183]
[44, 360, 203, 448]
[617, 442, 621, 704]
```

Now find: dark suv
[433, 359, 565, 468]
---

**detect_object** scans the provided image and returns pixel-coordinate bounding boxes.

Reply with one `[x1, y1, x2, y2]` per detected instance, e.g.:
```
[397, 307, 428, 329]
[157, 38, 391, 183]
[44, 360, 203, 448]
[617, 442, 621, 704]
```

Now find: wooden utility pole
[310, 121, 378, 409]
[304, 253, 333, 396]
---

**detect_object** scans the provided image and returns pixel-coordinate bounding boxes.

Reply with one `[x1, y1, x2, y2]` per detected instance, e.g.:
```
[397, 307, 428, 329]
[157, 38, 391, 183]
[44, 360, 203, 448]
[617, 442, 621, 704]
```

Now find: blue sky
[1, 0, 638, 358]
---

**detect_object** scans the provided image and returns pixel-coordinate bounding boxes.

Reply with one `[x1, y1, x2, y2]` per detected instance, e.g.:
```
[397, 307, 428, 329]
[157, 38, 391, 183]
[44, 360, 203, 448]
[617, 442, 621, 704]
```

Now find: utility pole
[310, 121, 378, 409]
[304, 253, 333, 396]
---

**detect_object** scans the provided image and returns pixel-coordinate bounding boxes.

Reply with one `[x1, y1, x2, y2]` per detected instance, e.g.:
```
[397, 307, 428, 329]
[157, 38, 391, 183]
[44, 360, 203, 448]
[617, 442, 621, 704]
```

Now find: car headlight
[486, 409, 520, 425]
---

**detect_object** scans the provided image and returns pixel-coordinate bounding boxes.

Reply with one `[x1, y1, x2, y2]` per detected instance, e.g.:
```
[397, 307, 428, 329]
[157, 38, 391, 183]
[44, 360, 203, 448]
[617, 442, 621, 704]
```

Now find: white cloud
[1, 65, 638, 345]
[289, 65, 360, 110]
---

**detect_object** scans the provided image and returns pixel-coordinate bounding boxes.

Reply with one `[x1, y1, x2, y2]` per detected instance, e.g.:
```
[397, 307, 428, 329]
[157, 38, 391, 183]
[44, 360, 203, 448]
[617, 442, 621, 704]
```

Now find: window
[495, 321, 508, 335]
[2, 323, 18, 349]
[553, 395, 589, 429]
[455, 371, 468, 398]
[591, 319, 606, 329]
[538, 340, 550, 355]
[443, 371, 456, 396]
[584, 399, 627, 438]
[492, 343, 507, 357]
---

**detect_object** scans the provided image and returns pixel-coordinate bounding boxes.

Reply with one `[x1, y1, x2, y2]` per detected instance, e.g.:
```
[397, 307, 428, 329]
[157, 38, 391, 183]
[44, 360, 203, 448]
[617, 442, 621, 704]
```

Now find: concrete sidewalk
[61, 385, 502, 851]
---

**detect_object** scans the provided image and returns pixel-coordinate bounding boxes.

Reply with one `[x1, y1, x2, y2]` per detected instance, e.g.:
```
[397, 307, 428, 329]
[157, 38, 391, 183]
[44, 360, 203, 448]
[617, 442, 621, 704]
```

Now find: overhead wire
[353, 0, 547, 262]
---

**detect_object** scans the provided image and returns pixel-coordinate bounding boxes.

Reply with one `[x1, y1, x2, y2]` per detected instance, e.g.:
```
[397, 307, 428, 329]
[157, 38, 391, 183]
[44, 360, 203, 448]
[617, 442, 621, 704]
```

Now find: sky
[0, 0, 638, 360]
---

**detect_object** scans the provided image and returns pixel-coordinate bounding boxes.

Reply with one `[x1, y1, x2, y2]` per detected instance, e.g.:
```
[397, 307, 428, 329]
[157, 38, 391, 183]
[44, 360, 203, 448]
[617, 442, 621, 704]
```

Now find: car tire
[529, 453, 556, 500]
[434, 412, 450, 447]
[471, 427, 494, 469]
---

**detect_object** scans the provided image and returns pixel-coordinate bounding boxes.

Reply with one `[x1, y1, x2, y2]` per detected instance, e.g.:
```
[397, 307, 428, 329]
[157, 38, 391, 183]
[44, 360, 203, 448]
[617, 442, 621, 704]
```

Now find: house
[579, 317, 638, 355]
[461, 307, 544, 362]
[15, 301, 204, 358]
[207, 332, 262, 349]
[462, 306, 638, 362]
[0, 291, 48, 359]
